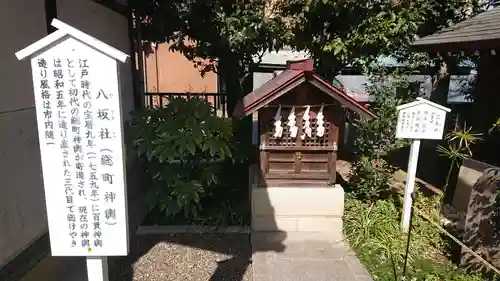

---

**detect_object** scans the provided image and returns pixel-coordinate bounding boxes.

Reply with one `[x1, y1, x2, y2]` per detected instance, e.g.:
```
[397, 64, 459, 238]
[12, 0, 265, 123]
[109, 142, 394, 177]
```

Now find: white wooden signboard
[395, 98, 450, 232]
[15, 19, 129, 258]
[395, 97, 449, 140]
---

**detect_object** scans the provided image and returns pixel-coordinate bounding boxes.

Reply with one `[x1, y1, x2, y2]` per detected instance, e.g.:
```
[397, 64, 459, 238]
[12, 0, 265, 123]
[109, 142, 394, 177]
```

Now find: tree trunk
[430, 59, 451, 105]
[218, 59, 245, 117]
[225, 76, 244, 117]
[420, 58, 452, 189]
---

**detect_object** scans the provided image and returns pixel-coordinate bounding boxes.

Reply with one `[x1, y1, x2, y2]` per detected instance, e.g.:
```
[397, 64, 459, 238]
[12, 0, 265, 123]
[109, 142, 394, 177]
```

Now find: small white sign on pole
[16, 19, 130, 280]
[395, 98, 451, 232]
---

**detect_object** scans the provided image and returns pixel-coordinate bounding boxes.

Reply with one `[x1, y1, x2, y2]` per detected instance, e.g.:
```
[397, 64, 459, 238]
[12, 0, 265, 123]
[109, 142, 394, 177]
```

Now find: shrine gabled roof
[412, 6, 500, 52]
[233, 59, 376, 119]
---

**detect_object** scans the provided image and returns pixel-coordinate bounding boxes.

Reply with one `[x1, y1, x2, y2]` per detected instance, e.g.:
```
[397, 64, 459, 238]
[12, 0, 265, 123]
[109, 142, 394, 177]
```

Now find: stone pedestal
[250, 163, 344, 240]
[460, 165, 500, 277]
[453, 158, 497, 214]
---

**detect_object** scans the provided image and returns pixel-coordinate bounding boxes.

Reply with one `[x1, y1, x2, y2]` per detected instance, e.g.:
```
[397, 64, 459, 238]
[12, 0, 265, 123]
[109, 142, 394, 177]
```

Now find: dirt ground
[109, 234, 253, 281]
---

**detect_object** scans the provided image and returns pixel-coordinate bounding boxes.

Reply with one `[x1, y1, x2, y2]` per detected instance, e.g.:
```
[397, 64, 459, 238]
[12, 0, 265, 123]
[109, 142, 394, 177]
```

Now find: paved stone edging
[136, 225, 251, 235]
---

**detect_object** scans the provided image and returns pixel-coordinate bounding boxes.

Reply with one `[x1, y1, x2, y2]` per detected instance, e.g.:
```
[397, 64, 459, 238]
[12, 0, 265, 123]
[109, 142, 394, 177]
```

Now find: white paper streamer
[301, 106, 312, 140]
[273, 106, 283, 138]
[288, 106, 298, 138]
[316, 105, 325, 137]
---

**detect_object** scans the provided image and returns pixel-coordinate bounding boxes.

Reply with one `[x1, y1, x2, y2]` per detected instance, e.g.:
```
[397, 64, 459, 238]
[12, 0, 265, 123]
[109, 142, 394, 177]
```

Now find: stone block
[251, 186, 344, 217]
[252, 217, 297, 232]
[251, 185, 345, 236]
[296, 217, 343, 233]
[453, 158, 496, 213]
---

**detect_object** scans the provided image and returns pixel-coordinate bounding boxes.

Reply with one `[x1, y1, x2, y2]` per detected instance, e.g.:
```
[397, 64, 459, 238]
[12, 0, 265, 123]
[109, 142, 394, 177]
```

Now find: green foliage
[128, 98, 236, 218]
[345, 198, 439, 272]
[445, 125, 483, 156]
[143, 175, 250, 227]
[347, 76, 419, 201]
[135, 0, 291, 67]
[437, 126, 482, 199]
[132, 0, 496, 113]
[347, 157, 393, 202]
[489, 117, 500, 135]
[283, 0, 488, 78]
[133, 0, 293, 111]
[194, 199, 246, 228]
[405, 262, 484, 281]
[412, 186, 441, 223]
[344, 199, 409, 262]
[344, 197, 484, 281]
[353, 76, 419, 158]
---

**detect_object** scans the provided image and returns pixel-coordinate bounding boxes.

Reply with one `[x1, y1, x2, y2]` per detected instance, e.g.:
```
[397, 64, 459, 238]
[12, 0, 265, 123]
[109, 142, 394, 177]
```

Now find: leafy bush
[344, 198, 484, 281]
[344, 199, 427, 272]
[128, 97, 238, 218]
[353, 76, 419, 158]
[347, 76, 419, 201]
[346, 156, 394, 201]
[437, 126, 482, 202]
[489, 117, 500, 135]
[407, 262, 484, 281]
[344, 75, 486, 281]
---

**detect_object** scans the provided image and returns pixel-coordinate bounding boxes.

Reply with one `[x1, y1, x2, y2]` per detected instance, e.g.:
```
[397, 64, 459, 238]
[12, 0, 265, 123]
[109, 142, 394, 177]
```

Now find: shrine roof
[412, 6, 500, 52]
[233, 59, 376, 119]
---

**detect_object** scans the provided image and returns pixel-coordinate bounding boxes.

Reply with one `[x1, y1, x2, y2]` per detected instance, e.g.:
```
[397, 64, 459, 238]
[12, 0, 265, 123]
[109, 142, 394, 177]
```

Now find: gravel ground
[109, 233, 252, 281]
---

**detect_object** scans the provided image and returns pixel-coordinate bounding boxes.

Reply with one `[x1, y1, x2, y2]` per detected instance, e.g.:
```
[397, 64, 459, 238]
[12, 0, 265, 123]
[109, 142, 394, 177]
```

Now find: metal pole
[403, 192, 416, 276]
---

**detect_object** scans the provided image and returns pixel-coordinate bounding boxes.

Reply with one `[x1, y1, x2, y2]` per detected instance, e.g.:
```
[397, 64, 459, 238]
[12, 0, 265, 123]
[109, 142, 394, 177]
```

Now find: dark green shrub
[128, 97, 236, 218]
[407, 260, 484, 281]
[347, 76, 419, 201]
[353, 76, 419, 159]
[346, 157, 394, 201]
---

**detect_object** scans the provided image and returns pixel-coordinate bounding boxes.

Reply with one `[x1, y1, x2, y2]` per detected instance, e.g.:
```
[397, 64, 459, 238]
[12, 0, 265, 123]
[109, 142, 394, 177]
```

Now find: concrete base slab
[251, 232, 372, 281]
[252, 231, 344, 244]
[251, 185, 345, 237]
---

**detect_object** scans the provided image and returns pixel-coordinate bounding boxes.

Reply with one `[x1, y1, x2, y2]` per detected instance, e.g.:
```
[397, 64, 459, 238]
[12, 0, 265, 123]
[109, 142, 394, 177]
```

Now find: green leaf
[158, 148, 169, 163]
[187, 141, 196, 155]
[397, 17, 406, 27]
[202, 142, 210, 152]
[333, 43, 344, 55]
[389, 11, 396, 22]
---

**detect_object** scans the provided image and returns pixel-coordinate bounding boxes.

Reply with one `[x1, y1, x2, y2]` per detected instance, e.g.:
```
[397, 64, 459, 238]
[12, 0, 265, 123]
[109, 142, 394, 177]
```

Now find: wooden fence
[144, 92, 227, 117]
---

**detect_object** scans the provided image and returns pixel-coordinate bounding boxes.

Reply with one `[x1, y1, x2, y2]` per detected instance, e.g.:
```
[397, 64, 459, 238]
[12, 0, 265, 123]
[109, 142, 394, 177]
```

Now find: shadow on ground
[108, 233, 258, 281]
[108, 162, 286, 281]
[109, 228, 286, 281]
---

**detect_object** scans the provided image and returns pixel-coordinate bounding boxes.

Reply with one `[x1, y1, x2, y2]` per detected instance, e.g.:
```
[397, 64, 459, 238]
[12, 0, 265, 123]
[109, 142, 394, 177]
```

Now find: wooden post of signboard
[401, 139, 421, 232]
[395, 98, 451, 232]
[16, 19, 130, 281]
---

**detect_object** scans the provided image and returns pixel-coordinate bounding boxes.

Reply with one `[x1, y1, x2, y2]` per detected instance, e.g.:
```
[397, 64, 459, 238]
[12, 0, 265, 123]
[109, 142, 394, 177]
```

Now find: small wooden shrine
[234, 59, 376, 187]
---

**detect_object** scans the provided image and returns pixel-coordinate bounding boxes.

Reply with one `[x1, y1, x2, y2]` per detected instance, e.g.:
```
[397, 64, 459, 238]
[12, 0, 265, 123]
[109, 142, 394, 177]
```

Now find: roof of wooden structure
[233, 59, 376, 119]
[412, 6, 500, 52]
